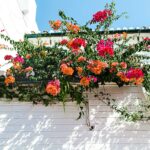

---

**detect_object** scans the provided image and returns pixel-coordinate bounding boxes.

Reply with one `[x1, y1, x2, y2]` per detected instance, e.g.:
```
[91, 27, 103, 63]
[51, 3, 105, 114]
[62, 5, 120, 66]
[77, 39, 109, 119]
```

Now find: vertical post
[85, 90, 94, 130]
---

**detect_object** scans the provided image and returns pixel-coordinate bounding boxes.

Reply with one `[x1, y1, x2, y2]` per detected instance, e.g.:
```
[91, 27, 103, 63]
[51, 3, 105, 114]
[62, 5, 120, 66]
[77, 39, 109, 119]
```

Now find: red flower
[70, 38, 86, 50]
[92, 9, 112, 23]
[96, 39, 114, 57]
[4, 55, 13, 60]
[60, 39, 68, 45]
[144, 37, 150, 41]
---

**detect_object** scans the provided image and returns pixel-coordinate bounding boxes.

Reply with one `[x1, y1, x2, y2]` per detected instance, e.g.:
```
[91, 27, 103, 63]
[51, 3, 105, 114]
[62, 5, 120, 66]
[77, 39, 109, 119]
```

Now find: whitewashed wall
[0, 0, 38, 73]
[0, 85, 149, 150]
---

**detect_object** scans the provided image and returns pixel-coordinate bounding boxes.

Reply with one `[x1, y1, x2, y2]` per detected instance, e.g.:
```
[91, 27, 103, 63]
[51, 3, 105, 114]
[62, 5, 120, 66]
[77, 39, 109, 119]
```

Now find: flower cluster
[96, 39, 114, 57]
[13, 55, 24, 64]
[4, 55, 13, 60]
[4, 76, 15, 86]
[117, 68, 144, 85]
[92, 9, 112, 23]
[49, 20, 62, 30]
[46, 80, 61, 96]
[110, 62, 127, 73]
[4, 55, 24, 63]
[60, 64, 74, 76]
[3, 54, 34, 85]
[87, 60, 108, 75]
[66, 23, 80, 33]
[68, 38, 86, 50]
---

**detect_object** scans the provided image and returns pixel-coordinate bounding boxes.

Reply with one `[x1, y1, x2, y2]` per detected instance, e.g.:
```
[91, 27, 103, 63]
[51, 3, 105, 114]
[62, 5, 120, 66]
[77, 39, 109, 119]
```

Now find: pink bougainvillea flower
[4, 55, 13, 60]
[46, 79, 61, 96]
[126, 68, 144, 79]
[89, 76, 98, 83]
[120, 62, 127, 69]
[92, 9, 112, 23]
[96, 39, 114, 57]
[13, 55, 24, 64]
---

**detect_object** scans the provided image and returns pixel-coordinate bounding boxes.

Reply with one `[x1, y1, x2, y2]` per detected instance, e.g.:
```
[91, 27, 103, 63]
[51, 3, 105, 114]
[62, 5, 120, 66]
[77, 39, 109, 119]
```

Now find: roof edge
[25, 29, 150, 39]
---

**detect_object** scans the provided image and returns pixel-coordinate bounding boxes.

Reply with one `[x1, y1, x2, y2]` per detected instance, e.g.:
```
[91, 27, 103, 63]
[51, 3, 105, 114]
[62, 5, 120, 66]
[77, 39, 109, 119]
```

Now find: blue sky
[35, 0, 150, 31]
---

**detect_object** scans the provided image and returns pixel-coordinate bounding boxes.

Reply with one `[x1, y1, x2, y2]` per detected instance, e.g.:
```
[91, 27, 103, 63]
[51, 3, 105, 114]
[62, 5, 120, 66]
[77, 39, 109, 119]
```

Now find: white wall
[0, 0, 38, 73]
[0, 85, 149, 150]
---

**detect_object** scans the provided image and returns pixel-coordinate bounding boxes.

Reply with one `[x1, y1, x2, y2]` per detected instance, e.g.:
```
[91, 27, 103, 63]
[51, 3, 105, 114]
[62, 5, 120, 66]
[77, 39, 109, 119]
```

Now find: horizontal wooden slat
[0, 143, 150, 150]
[0, 136, 150, 145]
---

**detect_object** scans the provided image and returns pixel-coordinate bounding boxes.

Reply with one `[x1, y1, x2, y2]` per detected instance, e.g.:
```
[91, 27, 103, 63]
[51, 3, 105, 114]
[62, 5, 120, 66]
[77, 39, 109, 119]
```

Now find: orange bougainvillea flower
[60, 64, 74, 76]
[80, 77, 90, 87]
[117, 72, 129, 82]
[46, 79, 60, 96]
[76, 67, 83, 75]
[134, 77, 144, 85]
[46, 85, 58, 96]
[13, 63, 22, 70]
[77, 56, 86, 62]
[5, 76, 15, 86]
[24, 66, 33, 72]
[49, 20, 62, 30]
[122, 32, 127, 40]
[111, 62, 119, 67]
[87, 60, 108, 75]
[25, 54, 31, 59]
[67, 40, 73, 49]
[66, 23, 80, 33]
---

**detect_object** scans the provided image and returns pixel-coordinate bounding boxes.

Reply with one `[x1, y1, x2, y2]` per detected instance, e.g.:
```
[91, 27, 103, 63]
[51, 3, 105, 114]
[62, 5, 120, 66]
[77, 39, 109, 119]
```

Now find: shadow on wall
[0, 86, 150, 150]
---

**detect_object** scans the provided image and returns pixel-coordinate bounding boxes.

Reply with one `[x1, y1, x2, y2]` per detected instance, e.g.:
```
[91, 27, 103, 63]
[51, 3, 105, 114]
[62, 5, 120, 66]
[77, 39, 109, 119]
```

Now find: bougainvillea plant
[0, 2, 150, 121]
